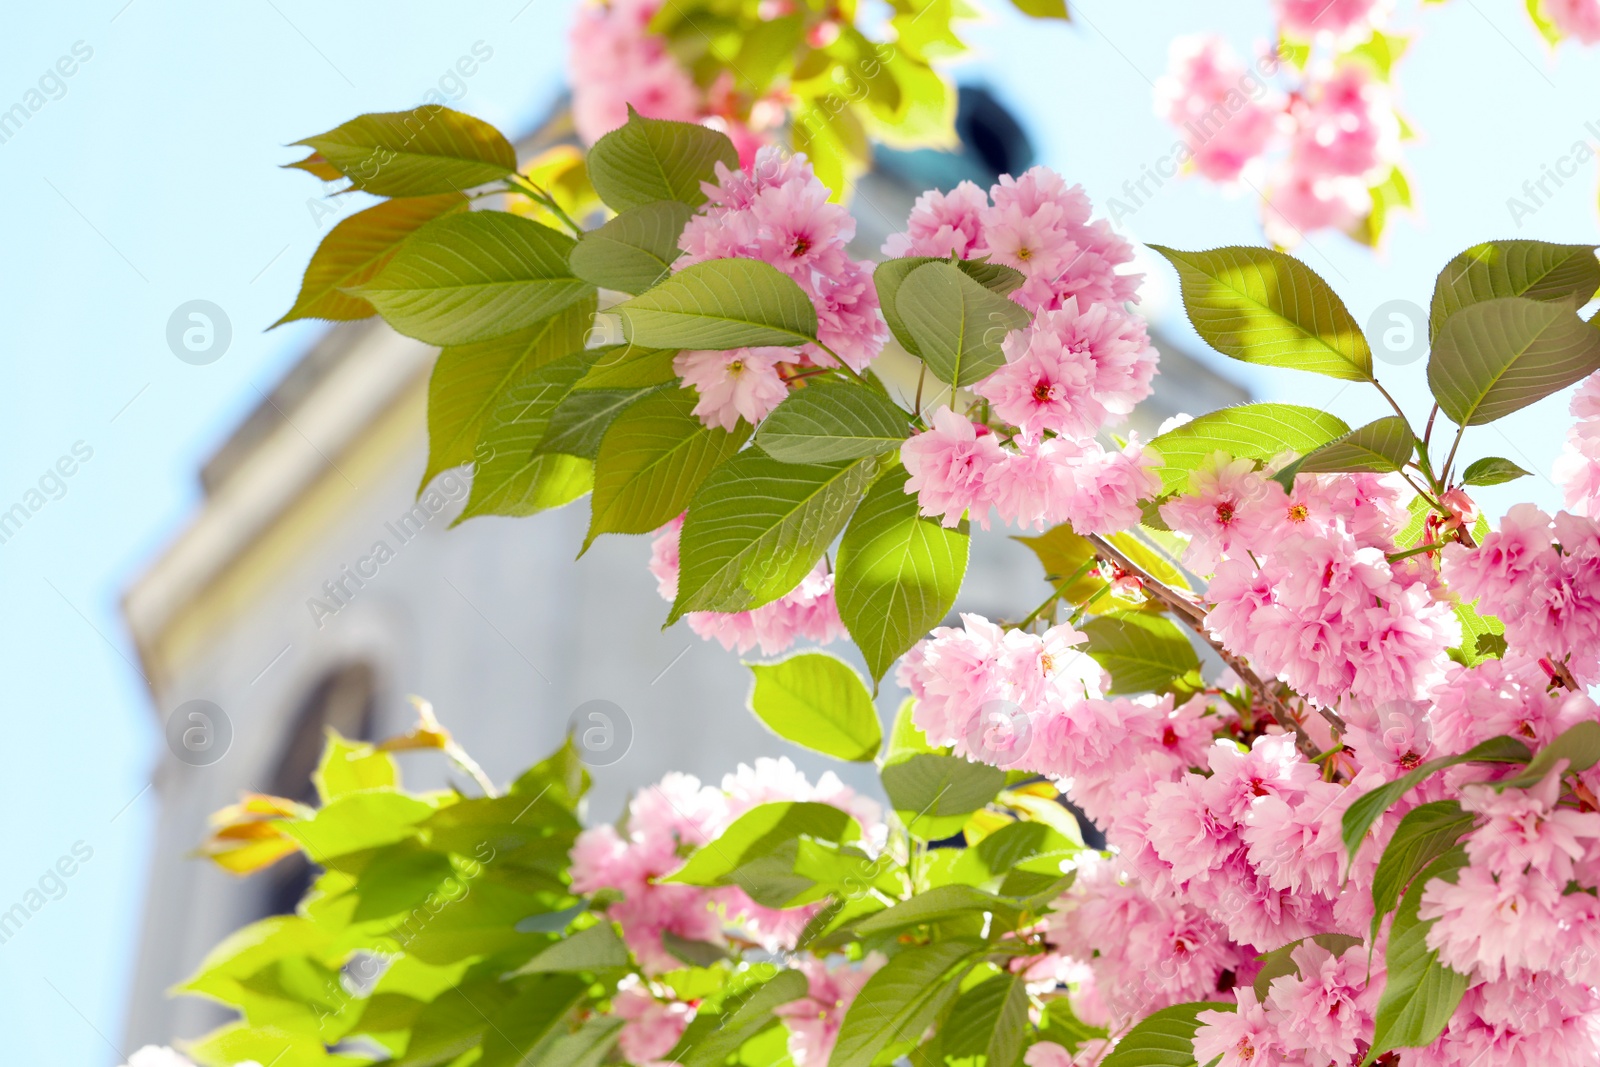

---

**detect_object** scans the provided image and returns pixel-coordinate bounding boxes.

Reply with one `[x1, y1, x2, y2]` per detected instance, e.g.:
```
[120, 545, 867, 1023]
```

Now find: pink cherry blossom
[902, 406, 1007, 527]
[1155, 36, 1282, 181]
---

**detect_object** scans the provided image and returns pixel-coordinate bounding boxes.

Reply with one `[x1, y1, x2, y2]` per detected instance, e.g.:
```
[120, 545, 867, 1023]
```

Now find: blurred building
[119, 90, 1246, 1047]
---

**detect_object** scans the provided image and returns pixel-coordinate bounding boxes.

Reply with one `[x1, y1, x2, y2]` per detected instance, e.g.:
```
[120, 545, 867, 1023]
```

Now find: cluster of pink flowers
[890, 376, 1600, 1062]
[1544, 0, 1600, 43]
[1556, 373, 1600, 517]
[883, 167, 1141, 312]
[884, 171, 1162, 534]
[648, 515, 844, 656]
[773, 954, 888, 1066]
[673, 147, 888, 430]
[570, 758, 883, 1066]
[1155, 30, 1400, 242]
[1163, 453, 1459, 708]
[568, 0, 782, 156]
[1442, 503, 1600, 685]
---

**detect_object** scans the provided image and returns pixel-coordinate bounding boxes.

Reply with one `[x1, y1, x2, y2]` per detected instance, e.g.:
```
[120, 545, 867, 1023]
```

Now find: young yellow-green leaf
[1011, 0, 1069, 17]
[477, 975, 590, 1067]
[1366, 849, 1471, 1064]
[1428, 296, 1600, 426]
[837, 464, 969, 682]
[458, 352, 596, 521]
[1098, 1001, 1234, 1067]
[1369, 800, 1474, 945]
[585, 387, 750, 549]
[1429, 239, 1600, 340]
[1462, 455, 1532, 486]
[1448, 600, 1505, 667]
[312, 729, 397, 802]
[874, 258, 1025, 357]
[670, 451, 881, 620]
[612, 258, 819, 350]
[423, 298, 596, 491]
[667, 801, 861, 886]
[293, 106, 517, 197]
[1081, 612, 1199, 695]
[746, 651, 883, 761]
[569, 200, 692, 294]
[1146, 403, 1351, 495]
[586, 107, 740, 212]
[1149, 245, 1373, 381]
[755, 381, 912, 463]
[276, 192, 468, 326]
[831, 940, 983, 1067]
[353, 211, 593, 345]
[896, 261, 1031, 387]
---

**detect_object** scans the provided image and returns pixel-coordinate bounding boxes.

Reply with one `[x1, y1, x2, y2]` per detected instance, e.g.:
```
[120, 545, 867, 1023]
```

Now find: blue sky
[2, 1, 1598, 1062]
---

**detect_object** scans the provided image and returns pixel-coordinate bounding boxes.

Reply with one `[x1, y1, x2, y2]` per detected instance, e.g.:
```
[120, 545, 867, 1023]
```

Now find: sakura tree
[130, 12, 1600, 1067]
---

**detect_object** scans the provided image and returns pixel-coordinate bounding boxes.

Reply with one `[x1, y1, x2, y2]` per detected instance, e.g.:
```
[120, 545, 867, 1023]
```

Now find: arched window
[259, 662, 377, 916]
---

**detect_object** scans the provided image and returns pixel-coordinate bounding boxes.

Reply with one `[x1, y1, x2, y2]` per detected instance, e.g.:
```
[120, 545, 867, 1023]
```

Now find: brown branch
[1084, 534, 1345, 761]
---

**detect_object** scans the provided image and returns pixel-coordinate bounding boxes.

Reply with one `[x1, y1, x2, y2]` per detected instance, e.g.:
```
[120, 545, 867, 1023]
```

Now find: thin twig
[1084, 534, 1344, 758]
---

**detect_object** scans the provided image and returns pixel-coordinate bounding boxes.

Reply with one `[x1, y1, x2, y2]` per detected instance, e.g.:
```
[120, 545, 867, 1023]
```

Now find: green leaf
[282, 792, 433, 864]
[573, 344, 681, 390]
[1496, 721, 1600, 790]
[895, 261, 1031, 387]
[746, 651, 883, 761]
[353, 211, 593, 346]
[569, 200, 692, 294]
[831, 940, 983, 1067]
[293, 106, 517, 197]
[1462, 455, 1533, 486]
[941, 974, 1031, 1067]
[1146, 403, 1351, 496]
[881, 753, 1006, 820]
[1081, 612, 1199, 695]
[313, 729, 396, 802]
[1429, 239, 1600, 340]
[423, 299, 596, 491]
[1448, 600, 1505, 668]
[586, 107, 740, 212]
[668, 801, 860, 888]
[458, 352, 595, 521]
[477, 974, 590, 1067]
[1099, 1001, 1233, 1067]
[585, 387, 750, 549]
[671, 451, 881, 619]
[837, 464, 969, 682]
[754, 382, 912, 463]
[1273, 415, 1414, 488]
[1369, 800, 1474, 944]
[514, 922, 629, 974]
[612, 258, 819, 350]
[537, 386, 661, 460]
[670, 969, 808, 1067]
[853, 884, 1022, 935]
[874, 256, 1025, 357]
[276, 193, 468, 326]
[1341, 735, 1532, 858]
[1149, 245, 1373, 381]
[1010, 0, 1069, 17]
[1428, 297, 1600, 426]
[1366, 849, 1471, 1063]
